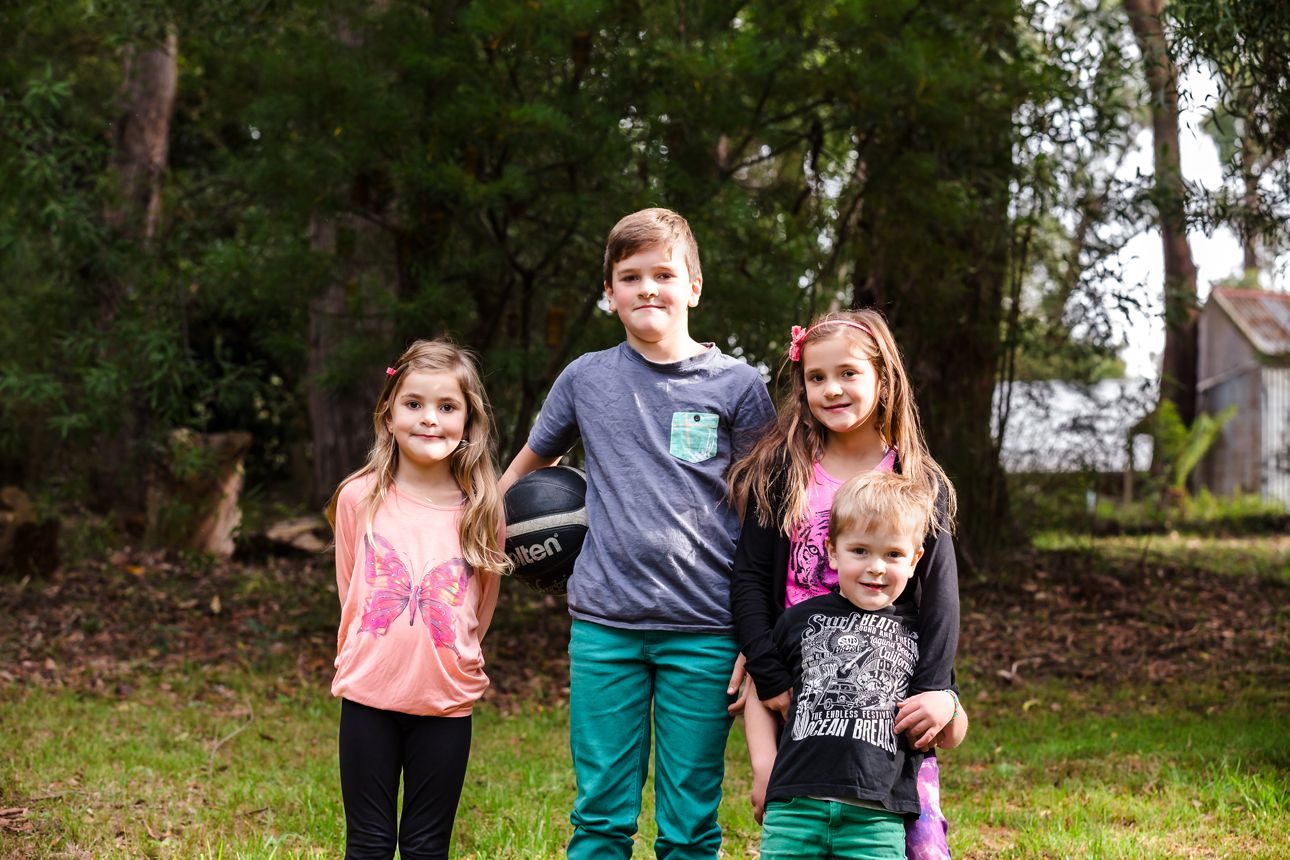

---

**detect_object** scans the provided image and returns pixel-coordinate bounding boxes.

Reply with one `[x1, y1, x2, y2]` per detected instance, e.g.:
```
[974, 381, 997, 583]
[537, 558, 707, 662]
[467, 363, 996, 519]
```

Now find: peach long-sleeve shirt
[330, 475, 500, 717]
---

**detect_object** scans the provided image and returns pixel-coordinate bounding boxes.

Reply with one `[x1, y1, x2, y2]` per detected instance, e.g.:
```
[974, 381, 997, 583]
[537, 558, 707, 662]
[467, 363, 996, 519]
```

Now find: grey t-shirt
[528, 342, 775, 632]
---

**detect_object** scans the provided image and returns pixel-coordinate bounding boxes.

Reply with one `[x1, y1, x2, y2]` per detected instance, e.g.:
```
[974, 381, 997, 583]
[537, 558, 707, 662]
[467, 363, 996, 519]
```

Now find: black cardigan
[729, 476, 960, 700]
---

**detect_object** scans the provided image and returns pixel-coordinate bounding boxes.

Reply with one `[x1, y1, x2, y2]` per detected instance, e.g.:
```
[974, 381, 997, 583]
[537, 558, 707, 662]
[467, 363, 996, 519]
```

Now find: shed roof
[1210, 288, 1290, 357]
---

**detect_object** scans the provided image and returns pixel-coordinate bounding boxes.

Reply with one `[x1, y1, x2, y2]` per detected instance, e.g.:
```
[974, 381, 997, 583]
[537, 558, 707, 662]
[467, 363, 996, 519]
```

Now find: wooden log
[0, 487, 60, 578]
[144, 430, 252, 557]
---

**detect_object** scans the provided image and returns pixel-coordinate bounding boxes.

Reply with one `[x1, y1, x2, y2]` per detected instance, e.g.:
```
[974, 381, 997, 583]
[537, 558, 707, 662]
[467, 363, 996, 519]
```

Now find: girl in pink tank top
[728, 311, 968, 859]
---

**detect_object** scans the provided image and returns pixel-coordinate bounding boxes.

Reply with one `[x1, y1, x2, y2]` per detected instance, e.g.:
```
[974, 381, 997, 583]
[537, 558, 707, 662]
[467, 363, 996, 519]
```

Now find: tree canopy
[2, 0, 1284, 557]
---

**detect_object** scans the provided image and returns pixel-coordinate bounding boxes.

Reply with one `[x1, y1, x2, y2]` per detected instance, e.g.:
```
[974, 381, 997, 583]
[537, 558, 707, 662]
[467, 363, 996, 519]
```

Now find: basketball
[503, 466, 588, 595]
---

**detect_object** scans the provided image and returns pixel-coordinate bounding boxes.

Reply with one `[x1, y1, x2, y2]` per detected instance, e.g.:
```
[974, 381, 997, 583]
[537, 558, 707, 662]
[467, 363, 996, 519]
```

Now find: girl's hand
[762, 690, 791, 719]
[895, 690, 956, 750]
[726, 653, 748, 715]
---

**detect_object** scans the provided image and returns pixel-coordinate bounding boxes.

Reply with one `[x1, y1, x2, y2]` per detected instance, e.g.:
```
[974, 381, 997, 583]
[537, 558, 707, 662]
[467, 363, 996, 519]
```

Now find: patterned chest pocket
[669, 411, 720, 463]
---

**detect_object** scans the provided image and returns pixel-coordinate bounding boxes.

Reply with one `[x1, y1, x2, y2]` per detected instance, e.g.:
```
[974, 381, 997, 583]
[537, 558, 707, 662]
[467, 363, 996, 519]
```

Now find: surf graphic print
[359, 534, 473, 655]
[789, 611, 918, 754]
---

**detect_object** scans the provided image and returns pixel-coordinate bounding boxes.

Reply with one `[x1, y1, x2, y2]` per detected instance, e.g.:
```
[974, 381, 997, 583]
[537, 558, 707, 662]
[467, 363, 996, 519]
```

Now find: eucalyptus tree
[1172, 0, 1290, 281]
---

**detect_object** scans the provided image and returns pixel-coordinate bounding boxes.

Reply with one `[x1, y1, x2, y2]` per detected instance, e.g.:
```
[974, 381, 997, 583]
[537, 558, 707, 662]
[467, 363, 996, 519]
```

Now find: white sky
[1116, 69, 1289, 378]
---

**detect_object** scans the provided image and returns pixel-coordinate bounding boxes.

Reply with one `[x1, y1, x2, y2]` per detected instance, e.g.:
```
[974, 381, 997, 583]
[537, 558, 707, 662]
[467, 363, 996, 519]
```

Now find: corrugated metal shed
[1209, 289, 1290, 360]
[1198, 288, 1290, 507]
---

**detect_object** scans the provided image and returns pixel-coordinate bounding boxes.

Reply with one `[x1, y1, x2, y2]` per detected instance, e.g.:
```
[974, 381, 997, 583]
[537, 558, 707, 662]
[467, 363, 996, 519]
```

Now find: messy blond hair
[829, 471, 936, 550]
[326, 339, 510, 576]
[728, 308, 956, 536]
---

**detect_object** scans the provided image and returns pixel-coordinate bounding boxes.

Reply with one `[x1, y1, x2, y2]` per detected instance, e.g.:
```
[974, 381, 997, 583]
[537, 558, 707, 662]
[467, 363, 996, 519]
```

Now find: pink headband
[787, 321, 874, 362]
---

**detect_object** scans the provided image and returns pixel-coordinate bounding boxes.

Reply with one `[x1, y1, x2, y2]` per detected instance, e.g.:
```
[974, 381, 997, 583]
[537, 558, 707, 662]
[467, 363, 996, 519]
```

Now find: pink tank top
[785, 449, 897, 608]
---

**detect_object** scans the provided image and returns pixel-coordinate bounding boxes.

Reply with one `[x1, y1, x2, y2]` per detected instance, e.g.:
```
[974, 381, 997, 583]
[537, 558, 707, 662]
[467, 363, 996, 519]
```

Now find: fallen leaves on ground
[0, 807, 31, 834]
[0, 542, 1286, 710]
[959, 547, 1290, 689]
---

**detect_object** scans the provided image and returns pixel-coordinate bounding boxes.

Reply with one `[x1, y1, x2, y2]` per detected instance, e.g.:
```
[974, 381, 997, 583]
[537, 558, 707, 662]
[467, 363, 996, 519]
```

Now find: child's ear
[688, 274, 703, 308]
[913, 545, 925, 566]
[826, 540, 839, 569]
[603, 281, 616, 312]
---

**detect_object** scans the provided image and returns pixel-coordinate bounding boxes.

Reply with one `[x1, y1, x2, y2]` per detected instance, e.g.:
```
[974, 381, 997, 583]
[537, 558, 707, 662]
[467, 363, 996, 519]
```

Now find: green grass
[2, 671, 1287, 858]
[1033, 531, 1290, 583]
[951, 682, 1290, 858]
[3, 532, 1287, 857]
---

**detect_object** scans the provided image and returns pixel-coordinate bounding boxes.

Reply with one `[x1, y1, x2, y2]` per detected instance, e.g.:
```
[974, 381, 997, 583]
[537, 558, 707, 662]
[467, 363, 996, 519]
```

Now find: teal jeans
[761, 797, 905, 859]
[567, 619, 738, 860]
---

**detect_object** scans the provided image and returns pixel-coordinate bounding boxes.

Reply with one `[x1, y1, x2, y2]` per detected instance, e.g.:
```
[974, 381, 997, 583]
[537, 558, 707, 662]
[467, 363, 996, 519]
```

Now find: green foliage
[1009, 480, 1287, 537]
[1007, 470, 1103, 534]
[1035, 527, 1290, 578]
[1087, 487, 1287, 536]
[0, 0, 1151, 559]
[1009, 466, 1286, 538]
[1009, 335, 1127, 382]
[0, 1, 308, 498]
[1170, 0, 1290, 260]
[1170, 0, 1290, 156]
[0, 3, 1040, 501]
[1153, 400, 1238, 492]
[1000, 1, 1149, 389]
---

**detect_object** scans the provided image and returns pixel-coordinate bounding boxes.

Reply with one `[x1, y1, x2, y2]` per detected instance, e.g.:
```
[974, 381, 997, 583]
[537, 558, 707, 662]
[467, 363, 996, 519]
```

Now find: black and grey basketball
[503, 466, 587, 595]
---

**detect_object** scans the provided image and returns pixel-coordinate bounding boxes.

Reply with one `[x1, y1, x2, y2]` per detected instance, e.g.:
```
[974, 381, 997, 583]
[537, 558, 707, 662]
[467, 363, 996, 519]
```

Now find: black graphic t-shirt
[766, 592, 924, 816]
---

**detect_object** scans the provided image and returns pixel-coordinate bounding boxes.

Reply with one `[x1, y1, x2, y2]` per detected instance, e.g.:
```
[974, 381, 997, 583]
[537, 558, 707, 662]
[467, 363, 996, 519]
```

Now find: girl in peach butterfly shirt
[326, 339, 508, 860]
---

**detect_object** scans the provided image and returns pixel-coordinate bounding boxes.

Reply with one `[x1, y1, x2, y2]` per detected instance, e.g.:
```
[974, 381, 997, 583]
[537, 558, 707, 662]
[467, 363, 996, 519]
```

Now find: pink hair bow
[787, 325, 808, 362]
[385, 366, 397, 376]
[787, 320, 875, 362]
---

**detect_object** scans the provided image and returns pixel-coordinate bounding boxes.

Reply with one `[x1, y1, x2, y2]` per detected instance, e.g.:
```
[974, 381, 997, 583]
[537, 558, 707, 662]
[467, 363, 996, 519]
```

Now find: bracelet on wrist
[944, 689, 960, 724]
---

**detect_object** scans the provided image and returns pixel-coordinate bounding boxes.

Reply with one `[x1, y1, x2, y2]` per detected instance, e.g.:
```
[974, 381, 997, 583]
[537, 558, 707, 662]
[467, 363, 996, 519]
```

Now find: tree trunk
[1241, 141, 1260, 276]
[848, 15, 1019, 567]
[880, 255, 1012, 572]
[105, 30, 178, 246]
[95, 29, 179, 517]
[304, 11, 398, 506]
[1124, 0, 1199, 425]
[850, 171, 1014, 570]
[306, 215, 394, 507]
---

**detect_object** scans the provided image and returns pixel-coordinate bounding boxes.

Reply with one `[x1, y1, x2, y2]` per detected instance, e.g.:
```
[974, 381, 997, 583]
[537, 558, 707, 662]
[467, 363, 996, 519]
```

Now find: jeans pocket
[669, 411, 719, 463]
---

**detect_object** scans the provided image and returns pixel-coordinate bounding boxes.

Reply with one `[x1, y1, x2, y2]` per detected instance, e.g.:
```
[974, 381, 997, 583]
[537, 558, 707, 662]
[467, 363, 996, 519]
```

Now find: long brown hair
[728, 309, 956, 535]
[326, 339, 510, 575]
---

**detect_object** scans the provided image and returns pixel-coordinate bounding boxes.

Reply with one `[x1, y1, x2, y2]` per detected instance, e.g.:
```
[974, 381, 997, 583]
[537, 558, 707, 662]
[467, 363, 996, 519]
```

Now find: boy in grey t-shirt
[501, 208, 774, 859]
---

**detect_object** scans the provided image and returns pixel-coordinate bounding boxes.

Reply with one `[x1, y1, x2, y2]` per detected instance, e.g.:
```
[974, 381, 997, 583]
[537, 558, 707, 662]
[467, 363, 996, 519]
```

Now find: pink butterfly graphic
[358, 534, 473, 655]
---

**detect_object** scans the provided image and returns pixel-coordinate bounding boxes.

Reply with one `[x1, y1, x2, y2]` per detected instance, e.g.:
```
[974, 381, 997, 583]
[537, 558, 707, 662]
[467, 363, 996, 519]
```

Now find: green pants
[761, 797, 905, 859]
[567, 619, 738, 860]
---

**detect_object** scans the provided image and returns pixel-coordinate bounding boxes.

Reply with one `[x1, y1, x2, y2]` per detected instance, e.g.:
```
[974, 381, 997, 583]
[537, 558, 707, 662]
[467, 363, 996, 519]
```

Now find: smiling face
[603, 240, 702, 357]
[385, 370, 468, 475]
[827, 520, 924, 612]
[801, 333, 881, 439]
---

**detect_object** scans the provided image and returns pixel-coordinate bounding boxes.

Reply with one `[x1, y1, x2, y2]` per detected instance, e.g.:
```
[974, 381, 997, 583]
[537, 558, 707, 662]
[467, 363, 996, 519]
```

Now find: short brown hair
[828, 471, 936, 550]
[603, 207, 702, 286]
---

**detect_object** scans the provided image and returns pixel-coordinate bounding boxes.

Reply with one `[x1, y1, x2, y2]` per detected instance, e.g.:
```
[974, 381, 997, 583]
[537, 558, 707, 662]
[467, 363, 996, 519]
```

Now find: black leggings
[338, 698, 473, 860]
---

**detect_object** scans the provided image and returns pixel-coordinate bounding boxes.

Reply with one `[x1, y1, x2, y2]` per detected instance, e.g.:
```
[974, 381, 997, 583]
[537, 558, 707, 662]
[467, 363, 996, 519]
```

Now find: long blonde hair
[728, 309, 957, 535]
[326, 339, 510, 576]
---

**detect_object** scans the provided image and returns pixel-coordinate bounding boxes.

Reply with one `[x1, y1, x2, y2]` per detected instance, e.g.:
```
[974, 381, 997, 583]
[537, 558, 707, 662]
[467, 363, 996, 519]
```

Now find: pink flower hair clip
[787, 325, 808, 362]
[385, 366, 398, 376]
[787, 320, 875, 362]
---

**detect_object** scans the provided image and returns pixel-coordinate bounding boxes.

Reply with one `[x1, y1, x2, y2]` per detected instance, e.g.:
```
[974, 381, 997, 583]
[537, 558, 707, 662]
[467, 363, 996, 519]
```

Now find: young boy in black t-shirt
[760, 472, 968, 860]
